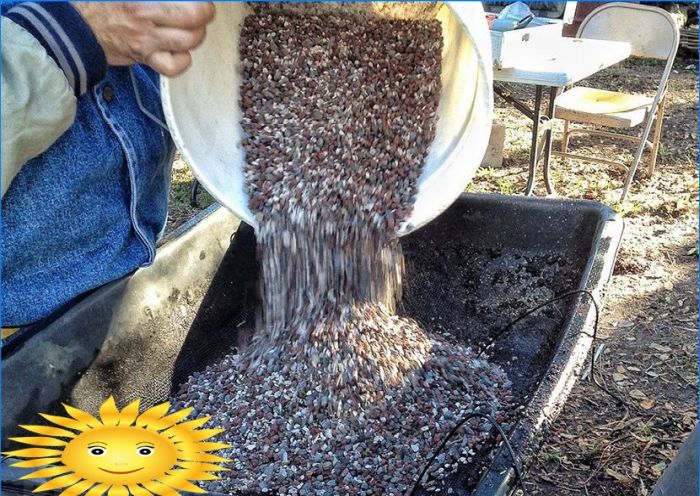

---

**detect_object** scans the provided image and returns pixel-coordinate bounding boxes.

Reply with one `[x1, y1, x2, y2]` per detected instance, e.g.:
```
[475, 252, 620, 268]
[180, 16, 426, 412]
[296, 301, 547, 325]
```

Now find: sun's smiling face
[3, 397, 230, 496]
[62, 426, 178, 485]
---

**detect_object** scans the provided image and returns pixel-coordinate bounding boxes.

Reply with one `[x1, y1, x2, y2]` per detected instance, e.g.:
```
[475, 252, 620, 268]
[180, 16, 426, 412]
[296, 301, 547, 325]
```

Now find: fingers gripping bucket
[161, 2, 493, 235]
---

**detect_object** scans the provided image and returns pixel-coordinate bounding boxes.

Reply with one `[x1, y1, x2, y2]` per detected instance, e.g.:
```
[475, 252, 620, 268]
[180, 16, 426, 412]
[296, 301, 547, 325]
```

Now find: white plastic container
[161, 2, 493, 236]
[490, 20, 564, 70]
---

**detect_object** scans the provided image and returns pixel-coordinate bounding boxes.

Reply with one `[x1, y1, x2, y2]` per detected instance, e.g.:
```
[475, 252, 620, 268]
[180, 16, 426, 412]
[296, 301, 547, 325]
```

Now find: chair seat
[555, 86, 653, 128]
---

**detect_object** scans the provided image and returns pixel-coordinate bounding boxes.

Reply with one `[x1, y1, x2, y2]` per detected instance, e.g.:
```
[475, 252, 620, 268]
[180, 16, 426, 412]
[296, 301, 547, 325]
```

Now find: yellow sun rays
[3, 396, 230, 496]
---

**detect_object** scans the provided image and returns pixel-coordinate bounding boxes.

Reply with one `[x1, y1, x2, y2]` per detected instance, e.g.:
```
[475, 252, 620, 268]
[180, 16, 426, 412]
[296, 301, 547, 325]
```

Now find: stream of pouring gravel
[172, 10, 512, 495]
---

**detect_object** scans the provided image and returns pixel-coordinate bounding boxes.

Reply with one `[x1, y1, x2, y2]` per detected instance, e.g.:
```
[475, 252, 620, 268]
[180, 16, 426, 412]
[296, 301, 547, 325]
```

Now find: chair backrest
[577, 3, 679, 61]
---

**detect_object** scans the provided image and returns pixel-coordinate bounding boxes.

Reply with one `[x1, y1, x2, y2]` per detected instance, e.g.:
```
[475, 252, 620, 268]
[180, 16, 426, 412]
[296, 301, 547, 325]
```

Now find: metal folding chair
[553, 3, 680, 202]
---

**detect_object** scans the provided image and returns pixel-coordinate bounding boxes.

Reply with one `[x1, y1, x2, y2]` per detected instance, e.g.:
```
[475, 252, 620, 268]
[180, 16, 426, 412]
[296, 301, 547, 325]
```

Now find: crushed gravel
[172, 11, 512, 494]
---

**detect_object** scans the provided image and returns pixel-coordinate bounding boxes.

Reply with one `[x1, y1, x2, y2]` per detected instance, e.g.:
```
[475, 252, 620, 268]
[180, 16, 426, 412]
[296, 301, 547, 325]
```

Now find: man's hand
[72, 2, 215, 77]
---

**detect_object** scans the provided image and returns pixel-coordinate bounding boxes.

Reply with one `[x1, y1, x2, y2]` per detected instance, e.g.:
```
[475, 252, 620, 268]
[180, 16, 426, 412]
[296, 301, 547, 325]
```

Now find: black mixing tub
[1, 193, 623, 495]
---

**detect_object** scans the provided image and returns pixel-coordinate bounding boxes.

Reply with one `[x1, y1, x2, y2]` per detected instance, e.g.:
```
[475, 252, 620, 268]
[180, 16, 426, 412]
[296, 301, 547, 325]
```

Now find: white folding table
[493, 37, 632, 195]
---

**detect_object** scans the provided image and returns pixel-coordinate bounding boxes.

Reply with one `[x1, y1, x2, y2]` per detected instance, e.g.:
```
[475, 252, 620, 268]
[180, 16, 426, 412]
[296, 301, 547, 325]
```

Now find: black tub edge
[471, 194, 624, 496]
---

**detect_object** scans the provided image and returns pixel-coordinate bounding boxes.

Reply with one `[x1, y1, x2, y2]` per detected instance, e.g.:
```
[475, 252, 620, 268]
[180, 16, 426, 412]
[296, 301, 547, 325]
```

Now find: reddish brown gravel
[172, 11, 512, 494]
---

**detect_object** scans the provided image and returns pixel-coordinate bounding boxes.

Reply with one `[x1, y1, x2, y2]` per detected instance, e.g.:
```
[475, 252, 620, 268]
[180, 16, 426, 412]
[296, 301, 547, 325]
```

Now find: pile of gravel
[172, 10, 513, 494]
[172, 335, 512, 495]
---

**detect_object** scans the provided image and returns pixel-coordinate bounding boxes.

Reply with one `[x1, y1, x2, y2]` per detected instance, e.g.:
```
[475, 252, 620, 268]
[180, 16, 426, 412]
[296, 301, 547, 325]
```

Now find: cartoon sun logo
[3, 397, 230, 496]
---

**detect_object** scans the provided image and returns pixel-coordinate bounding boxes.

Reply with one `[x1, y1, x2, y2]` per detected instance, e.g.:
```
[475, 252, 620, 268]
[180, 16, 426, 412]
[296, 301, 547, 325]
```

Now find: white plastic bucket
[161, 2, 493, 235]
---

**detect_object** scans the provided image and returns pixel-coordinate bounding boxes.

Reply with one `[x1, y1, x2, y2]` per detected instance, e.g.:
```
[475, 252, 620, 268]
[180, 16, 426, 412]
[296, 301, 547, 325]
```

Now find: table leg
[525, 86, 543, 196]
[542, 86, 561, 195]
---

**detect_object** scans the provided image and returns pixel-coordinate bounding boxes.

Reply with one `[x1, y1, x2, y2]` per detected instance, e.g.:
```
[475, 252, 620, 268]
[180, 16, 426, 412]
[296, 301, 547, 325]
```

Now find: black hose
[411, 288, 632, 495]
[410, 412, 526, 495]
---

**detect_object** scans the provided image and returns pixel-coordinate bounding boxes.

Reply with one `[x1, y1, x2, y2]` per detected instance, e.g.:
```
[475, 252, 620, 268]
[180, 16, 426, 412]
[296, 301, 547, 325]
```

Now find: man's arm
[1, 2, 214, 197]
[2, 3, 107, 196]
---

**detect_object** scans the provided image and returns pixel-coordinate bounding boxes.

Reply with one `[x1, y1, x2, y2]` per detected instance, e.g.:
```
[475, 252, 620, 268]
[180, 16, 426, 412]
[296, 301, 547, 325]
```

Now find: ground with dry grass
[164, 56, 698, 495]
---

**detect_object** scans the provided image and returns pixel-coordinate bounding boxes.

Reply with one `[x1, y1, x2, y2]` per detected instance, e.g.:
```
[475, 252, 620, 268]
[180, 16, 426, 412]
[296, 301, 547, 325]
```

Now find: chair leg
[647, 97, 667, 178]
[620, 124, 651, 203]
[561, 119, 570, 155]
[557, 119, 571, 173]
[560, 119, 571, 162]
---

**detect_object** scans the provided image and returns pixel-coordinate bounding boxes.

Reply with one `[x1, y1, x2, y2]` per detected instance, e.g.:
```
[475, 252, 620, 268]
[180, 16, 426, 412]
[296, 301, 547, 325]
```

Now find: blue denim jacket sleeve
[2, 65, 175, 327]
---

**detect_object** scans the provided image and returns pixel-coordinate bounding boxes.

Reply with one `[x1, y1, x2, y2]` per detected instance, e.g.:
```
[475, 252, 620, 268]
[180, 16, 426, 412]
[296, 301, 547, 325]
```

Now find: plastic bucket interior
[160, 2, 494, 235]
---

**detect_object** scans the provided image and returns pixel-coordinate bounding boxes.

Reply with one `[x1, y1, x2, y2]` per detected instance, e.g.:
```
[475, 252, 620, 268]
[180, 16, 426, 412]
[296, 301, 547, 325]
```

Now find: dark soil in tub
[400, 217, 582, 402]
[396, 205, 583, 494]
